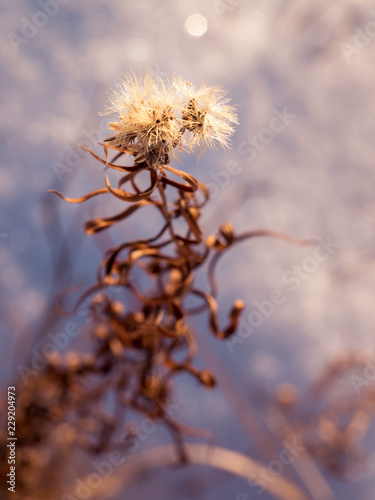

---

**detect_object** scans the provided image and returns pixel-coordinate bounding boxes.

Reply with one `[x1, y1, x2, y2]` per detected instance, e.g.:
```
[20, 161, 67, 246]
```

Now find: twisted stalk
[1, 72, 318, 499]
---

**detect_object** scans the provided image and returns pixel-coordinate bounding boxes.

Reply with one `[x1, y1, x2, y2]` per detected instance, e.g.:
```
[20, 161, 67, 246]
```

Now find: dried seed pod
[198, 370, 216, 388]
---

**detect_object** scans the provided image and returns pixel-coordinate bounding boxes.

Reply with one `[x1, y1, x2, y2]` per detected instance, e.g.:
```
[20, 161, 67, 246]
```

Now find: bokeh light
[184, 13, 208, 38]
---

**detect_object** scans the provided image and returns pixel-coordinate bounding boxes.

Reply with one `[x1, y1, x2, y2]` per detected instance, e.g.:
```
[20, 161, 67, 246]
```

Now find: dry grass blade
[78, 444, 310, 500]
[263, 407, 334, 500]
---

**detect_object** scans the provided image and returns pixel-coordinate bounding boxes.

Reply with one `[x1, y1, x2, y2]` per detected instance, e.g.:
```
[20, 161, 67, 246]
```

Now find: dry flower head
[103, 72, 238, 164]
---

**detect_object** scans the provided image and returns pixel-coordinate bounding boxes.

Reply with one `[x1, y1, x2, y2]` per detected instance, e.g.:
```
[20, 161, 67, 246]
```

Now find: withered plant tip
[1, 73, 330, 500]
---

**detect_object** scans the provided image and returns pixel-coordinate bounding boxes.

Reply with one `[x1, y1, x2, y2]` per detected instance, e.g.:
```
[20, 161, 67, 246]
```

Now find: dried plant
[1, 72, 248, 500]
[1, 73, 372, 500]
[272, 353, 375, 479]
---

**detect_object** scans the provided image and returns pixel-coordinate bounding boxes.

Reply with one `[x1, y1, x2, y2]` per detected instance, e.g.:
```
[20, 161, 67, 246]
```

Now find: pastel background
[1, 1, 375, 499]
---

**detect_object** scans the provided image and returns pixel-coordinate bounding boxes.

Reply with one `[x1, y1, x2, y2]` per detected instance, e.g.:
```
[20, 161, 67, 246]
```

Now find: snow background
[1, 0, 375, 498]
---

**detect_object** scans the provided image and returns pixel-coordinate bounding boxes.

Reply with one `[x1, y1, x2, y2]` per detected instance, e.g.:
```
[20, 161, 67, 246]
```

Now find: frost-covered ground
[1, 1, 375, 498]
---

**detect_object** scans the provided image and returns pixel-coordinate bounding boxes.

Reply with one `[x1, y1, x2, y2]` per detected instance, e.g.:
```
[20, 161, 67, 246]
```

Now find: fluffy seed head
[103, 72, 238, 165]
[174, 77, 238, 159]
[103, 73, 181, 165]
